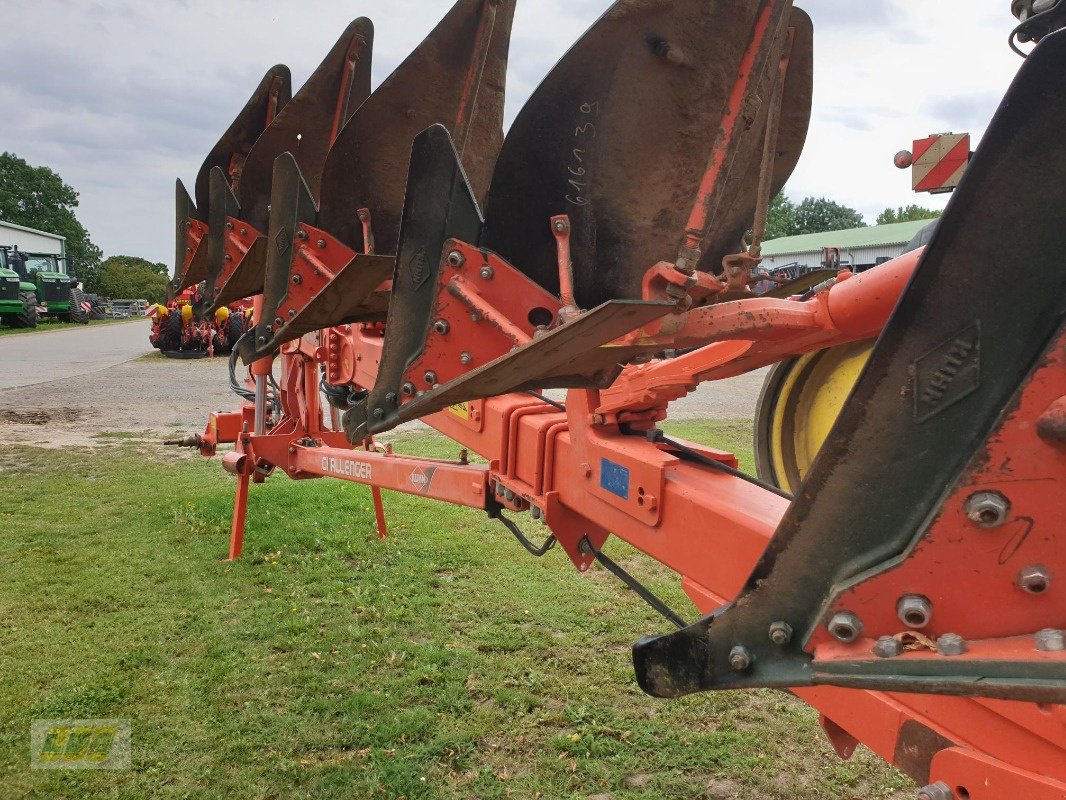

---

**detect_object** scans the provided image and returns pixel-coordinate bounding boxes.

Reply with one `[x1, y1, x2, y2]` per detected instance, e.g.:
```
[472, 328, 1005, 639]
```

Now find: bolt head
[937, 633, 967, 656]
[446, 250, 465, 268]
[1035, 628, 1065, 652]
[828, 612, 863, 643]
[768, 621, 793, 646]
[873, 635, 903, 659]
[372, 408, 385, 420]
[401, 382, 416, 396]
[504, 489, 516, 502]
[553, 219, 568, 233]
[531, 506, 542, 520]
[459, 352, 472, 366]
[317, 239, 327, 249]
[916, 782, 953, 800]
[1018, 564, 1051, 594]
[384, 392, 397, 405]
[495, 481, 506, 497]
[424, 371, 438, 386]
[273, 318, 283, 328]
[479, 265, 495, 280]
[729, 645, 752, 672]
[965, 491, 1010, 528]
[297, 229, 308, 240]
[292, 274, 303, 285]
[433, 319, 450, 335]
[897, 595, 933, 629]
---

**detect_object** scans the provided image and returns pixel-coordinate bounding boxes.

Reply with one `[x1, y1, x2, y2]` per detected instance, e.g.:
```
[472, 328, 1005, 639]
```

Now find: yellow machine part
[214, 306, 231, 326]
[181, 304, 194, 325]
[754, 340, 875, 494]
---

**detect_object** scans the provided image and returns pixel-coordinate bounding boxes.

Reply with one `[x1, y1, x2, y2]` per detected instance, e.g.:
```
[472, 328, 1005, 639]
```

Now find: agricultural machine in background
[0, 247, 89, 325]
[169, 1, 1066, 797]
[0, 246, 38, 328]
[147, 287, 249, 358]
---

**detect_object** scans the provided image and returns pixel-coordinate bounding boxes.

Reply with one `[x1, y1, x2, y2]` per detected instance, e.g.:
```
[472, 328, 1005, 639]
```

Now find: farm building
[0, 220, 66, 257]
[760, 219, 931, 273]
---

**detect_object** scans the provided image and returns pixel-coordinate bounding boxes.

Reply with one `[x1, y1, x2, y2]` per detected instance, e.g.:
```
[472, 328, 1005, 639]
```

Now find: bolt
[470, 312, 482, 323]
[897, 595, 933, 629]
[916, 782, 953, 800]
[274, 317, 283, 328]
[225, 254, 232, 262]
[225, 221, 233, 230]
[531, 506, 542, 520]
[965, 491, 1010, 528]
[479, 265, 495, 280]
[937, 633, 967, 656]
[433, 319, 450, 335]
[729, 646, 752, 672]
[292, 274, 303, 285]
[385, 392, 397, 405]
[1035, 628, 1065, 652]
[1018, 564, 1051, 594]
[240, 228, 247, 236]
[768, 622, 793, 646]
[446, 250, 465, 268]
[287, 309, 296, 318]
[504, 489, 516, 502]
[424, 371, 438, 386]
[297, 229, 308, 240]
[553, 219, 569, 233]
[401, 382, 416, 396]
[257, 335, 267, 344]
[459, 352, 472, 366]
[873, 636, 903, 659]
[828, 612, 863, 643]
[372, 408, 385, 420]
[495, 481, 505, 497]
[317, 238, 327, 249]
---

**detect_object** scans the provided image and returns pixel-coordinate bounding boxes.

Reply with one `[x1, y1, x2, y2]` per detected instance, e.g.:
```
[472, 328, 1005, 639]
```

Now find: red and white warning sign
[910, 132, 970, 194]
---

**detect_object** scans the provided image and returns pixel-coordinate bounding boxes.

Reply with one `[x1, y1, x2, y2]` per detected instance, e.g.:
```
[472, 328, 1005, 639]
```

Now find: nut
[424, 371, 438, 386]
[1035, 629, 1065, 652]
[479, 265, 495, 280]
[459, 352, 472, 366]
[1018, 564, 1051, 594]
[292, 274, 303, 285]
[504, 489, 516, 502]
[433, 319, 450, 335]
[768, 622, 793, 646]
[897, 595, 933, 629]
[401, 382, 416, 396]
[317, 239, 326, 249]
[937, 633, 967, 656]
[873, 636, 903, 659]
[828, 612, 863, 643]
[965, 491, 1010, 528]
[372, 407, 385, 420]
[916, 782, 953, 800]
[446, 250, 465, 268]
[530, 506, 542, 520]
[729, 646, 752, 672]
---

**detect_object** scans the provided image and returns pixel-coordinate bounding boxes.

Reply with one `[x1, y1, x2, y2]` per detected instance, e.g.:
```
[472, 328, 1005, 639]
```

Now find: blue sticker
[600, 458, 630, 500]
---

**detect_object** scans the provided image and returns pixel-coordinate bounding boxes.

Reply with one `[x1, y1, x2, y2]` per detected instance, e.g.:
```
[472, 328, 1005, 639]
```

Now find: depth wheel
[754, 340, 874, 493]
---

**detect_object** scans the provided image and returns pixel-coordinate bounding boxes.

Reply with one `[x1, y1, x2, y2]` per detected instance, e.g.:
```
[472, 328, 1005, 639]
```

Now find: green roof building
[760, 219, 931, 272]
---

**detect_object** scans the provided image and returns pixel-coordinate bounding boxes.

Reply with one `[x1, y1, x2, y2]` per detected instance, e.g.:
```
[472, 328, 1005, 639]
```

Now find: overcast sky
[0, 1, 1024, 268]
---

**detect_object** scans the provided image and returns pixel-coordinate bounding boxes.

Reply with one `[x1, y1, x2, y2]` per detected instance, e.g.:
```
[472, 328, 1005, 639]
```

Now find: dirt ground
[0, 352, 768, 448]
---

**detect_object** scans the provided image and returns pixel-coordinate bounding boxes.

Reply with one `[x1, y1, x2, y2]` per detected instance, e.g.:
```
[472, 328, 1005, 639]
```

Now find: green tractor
[0, 246, 39, 328]
[2, 247, 89, 324]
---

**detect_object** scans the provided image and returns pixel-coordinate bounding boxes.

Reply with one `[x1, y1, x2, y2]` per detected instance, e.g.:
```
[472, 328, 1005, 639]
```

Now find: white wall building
[0, 220, 66, 257]
[760, 219, 931, 273]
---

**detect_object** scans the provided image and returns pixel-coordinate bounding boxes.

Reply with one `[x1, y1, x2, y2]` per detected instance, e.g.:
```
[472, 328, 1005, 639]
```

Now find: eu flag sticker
[600, 459, 630, 500]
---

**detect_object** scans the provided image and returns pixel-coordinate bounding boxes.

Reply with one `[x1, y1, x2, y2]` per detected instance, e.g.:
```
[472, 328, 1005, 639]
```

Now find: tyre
[6, 291, 38, 328]
[162, 309, 183, 352]
[226, 311, 246, 352]
[68, 288, 90, 324]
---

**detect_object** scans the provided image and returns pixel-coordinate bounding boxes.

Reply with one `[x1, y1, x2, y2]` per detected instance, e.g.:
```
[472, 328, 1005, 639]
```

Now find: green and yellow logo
[31, 719, 130, 770]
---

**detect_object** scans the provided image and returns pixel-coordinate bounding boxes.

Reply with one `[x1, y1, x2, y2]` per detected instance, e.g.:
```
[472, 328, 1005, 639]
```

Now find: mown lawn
[0, 317, 139, 337]
[0, 423, 910, 799]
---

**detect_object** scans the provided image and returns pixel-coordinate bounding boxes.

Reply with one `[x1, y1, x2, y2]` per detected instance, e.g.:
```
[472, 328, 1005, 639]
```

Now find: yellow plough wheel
[754, 340, 875, 494]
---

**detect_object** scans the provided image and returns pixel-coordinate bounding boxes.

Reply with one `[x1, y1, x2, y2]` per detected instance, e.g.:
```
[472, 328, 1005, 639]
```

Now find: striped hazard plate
[912, 132, 970, 193]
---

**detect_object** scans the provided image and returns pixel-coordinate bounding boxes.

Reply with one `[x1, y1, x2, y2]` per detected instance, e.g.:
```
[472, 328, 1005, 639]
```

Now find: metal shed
[760, 219, 930, 273]
[0, 220, 66, 257]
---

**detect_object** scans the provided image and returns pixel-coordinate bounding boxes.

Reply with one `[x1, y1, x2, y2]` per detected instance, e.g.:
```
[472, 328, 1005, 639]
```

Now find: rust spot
[1037, 395, 1066, 449]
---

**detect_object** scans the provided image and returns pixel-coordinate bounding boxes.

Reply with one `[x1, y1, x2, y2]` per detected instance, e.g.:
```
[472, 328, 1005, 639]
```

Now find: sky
[0, 0, 1026, 268]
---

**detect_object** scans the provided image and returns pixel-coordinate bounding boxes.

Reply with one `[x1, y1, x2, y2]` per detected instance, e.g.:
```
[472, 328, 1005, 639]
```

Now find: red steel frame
[191, 241, 1066, 798]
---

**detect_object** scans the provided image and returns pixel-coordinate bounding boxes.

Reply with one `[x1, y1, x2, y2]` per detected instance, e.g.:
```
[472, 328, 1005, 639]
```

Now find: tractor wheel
[753, 340, 875, 494]
[162, 309, 183, 352]
[88, 299, 107, 320]
[8, 291, 39, 328]
[67, 288, 90, 324]
[226, 311, 246, 351]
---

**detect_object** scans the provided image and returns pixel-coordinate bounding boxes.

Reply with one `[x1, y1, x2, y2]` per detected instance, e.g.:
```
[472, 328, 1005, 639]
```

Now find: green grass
[0, 425, 909, 799]
[0, 317, 141, 337]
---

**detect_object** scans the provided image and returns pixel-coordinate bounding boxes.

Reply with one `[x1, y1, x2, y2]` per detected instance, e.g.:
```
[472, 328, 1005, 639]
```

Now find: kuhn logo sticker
[321, 457, 373, 481]
[409, 467, 437, 493]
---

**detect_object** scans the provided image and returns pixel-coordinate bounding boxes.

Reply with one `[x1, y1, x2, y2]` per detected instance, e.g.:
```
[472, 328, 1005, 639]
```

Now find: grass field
[0, 317, 138, 337]
[0, 422, 909, 799]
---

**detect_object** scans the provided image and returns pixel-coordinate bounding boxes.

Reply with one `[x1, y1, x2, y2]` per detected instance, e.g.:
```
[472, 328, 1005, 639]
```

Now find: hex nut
[729, 646, 752, 672]
[873, 636, 903, 659]
[446, 250, 465, 267]
[459, 352, 472, 366]
[964, 491, 1010, 528]
[401, 382, 416, 396]
[1018, 564, 1052, 594]
[916, 782, 953, 800]
[1035, 628, 1065, 652]
[479, 265, 495, 280]
[828, 612, 863, 643]
[897, 595, 933, 629]
[424, 371, 438, 386]
[433, 319, 450, 335]
[937, 633, 967, 656]
[768, 621, 793, 646]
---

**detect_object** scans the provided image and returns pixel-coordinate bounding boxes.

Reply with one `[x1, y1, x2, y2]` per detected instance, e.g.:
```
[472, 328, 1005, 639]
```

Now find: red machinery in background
[147, 287, 250, 358]
[169, 2, 1066, 798]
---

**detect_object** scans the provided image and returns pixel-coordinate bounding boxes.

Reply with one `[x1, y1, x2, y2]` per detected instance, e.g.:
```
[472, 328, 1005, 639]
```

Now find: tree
[876, 205, 941, 226]
[97, 255, 169, 303]
[792, 197, 867, 235]
[766, 192, 797, 240]
[0, 152, 103, 289]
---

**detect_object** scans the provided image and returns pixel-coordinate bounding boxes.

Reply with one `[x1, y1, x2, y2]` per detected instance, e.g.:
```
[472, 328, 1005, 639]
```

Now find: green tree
[0, 152, 103, 289]
[876, 205, 941, 225]
[792, 197, 867, 235]
[766, 191, 797, 240]
[98, 255, 169, 303]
